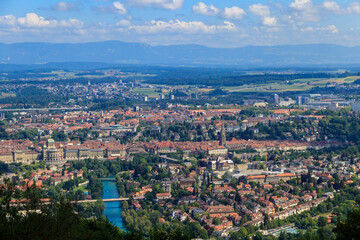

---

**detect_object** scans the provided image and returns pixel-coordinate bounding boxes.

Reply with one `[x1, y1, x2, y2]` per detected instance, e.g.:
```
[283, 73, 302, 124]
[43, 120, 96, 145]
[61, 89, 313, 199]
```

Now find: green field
[73, 184, 88, 192]
[223, 82, 312, 93]
[130, 87, 168, 98]
[131, 76, 358, 95]
[223, 76, 359, 93]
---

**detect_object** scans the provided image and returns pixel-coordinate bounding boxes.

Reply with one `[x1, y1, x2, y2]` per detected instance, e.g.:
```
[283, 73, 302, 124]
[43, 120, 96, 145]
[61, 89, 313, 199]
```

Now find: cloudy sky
[1, 0, 360, 47]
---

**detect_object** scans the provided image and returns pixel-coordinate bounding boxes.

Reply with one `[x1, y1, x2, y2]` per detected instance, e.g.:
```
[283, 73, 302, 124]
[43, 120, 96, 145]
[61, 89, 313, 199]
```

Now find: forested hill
[1, 41, 360, 67]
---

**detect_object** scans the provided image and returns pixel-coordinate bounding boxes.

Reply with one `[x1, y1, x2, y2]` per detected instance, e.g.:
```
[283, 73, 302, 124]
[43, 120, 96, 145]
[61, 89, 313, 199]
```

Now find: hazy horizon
[0, 40, 359, 48]
[3, 41, 360, 66]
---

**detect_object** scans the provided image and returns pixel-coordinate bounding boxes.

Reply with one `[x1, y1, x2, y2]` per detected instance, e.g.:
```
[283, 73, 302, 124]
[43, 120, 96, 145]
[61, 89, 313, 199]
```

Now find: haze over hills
[1, 41, 360, 67]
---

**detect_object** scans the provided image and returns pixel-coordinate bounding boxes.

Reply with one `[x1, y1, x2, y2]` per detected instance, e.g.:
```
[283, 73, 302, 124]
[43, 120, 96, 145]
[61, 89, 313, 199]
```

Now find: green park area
[73, 184, 88, 192]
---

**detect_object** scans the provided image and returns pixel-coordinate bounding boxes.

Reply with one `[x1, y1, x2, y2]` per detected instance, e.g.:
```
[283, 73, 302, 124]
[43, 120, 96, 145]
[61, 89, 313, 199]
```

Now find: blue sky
[1, 0, 360, 47]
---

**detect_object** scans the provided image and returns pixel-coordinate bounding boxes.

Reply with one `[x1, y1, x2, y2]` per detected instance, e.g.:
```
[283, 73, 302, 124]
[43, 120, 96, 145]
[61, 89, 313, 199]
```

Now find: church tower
[220, 124, 226, 146]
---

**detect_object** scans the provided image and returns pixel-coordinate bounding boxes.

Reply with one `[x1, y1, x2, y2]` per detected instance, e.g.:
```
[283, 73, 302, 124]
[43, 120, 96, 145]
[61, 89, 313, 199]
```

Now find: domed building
[42, 139, 64, 165]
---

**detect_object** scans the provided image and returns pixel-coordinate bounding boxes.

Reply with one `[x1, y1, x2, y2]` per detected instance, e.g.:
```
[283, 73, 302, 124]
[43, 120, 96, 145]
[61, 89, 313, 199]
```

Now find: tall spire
[220, 124, 226, 146]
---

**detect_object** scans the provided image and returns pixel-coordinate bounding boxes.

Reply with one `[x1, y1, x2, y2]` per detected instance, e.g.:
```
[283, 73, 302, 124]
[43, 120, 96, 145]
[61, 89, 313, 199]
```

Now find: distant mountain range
[1, 41, 360, 67]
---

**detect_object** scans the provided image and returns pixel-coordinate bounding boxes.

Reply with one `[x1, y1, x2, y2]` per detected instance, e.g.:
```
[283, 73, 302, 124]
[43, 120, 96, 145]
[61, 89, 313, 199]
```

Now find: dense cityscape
[1, 66, 360, 239]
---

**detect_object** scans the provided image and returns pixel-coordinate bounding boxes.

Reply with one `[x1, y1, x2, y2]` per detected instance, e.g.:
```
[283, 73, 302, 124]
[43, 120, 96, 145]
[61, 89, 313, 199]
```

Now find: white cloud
[289, 0, 319, 22]
[322, 1, 360, 15]
[127, 0, 183, 10]
[249, 4, 271, 17]
[52, 2, 79, 11]
[59, 18, 84, 27]
[192, 2, 220, 16]
[322, 1, 342, 13]
[218, 21, 238, 32]
[289, 1, 360, 18]
[94, 1, 127, 14]
[0, 13, 84, 30]
[129, 19, 238, 34]
[116, 19, 131, 27]
[321, 24, 339, 34]
[18, 13, 58, 27]
[0, 15, 17, 26]
[222, 7, 246, 20]
[290, 0, 312, 10]
[300, 26, 314, 32]
[113, 2, 127, 14]
[347, 2, 360, 14]
[263, 17, 277, 27]
[249, 4, 278, 27]
[193, 2, 246, 20]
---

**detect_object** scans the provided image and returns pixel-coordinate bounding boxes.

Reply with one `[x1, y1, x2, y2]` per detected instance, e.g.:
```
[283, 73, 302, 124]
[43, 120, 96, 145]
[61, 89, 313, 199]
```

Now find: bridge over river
[74, 198, 129, 203]
[99, 178, 117, 181]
